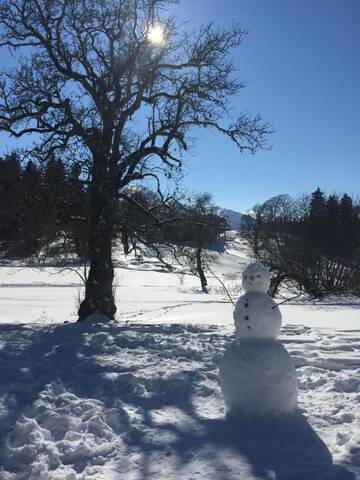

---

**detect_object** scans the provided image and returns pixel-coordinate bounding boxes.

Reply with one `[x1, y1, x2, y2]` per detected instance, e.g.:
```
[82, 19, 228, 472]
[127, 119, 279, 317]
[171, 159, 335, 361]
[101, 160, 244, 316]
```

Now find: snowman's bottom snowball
[219, 339, 298, 417]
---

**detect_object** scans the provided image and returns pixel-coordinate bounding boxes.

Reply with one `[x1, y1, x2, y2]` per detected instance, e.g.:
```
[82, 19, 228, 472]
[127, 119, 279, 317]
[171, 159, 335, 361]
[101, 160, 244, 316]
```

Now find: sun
[147, 24, 165, 45]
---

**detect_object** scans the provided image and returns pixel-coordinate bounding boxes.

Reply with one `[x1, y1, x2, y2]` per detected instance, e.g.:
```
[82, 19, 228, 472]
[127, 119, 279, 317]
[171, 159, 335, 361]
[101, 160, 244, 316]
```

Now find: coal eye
[256, 275, 261, 278]
[244, 275, 247, 279]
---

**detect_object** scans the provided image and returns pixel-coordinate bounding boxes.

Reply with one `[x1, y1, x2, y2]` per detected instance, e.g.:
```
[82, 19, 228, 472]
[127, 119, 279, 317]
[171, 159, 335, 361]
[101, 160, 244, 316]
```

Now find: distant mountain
[216, 208, 248, 230]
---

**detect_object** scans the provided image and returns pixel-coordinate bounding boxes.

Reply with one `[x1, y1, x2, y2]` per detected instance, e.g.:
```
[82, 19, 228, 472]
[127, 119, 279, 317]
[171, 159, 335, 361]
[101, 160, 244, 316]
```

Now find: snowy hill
[216, 207, 253, 230]
[0, 233, 359, 479]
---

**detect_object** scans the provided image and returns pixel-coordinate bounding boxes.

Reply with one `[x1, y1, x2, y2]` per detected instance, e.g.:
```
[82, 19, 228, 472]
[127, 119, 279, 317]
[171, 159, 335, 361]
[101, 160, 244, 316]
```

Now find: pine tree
[325, 194, 340, 258]
[309, 188, 326, 223]
[63, 163, 88, 258]
[18, 161, 43, 255]
[339, 193, 355, 258]
[0, 152, 22, 254]
[307, 188, 327, 261]
[41, 157, 67, 242]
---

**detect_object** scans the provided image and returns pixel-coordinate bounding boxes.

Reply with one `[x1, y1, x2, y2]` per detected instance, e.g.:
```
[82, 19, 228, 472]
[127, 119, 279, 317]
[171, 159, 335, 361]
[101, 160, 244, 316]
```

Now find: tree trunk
[196, 246, 208, 293]
[121, 229, 130, 255]
[78, 154, 116, 321]
[269, 272, 286, 297]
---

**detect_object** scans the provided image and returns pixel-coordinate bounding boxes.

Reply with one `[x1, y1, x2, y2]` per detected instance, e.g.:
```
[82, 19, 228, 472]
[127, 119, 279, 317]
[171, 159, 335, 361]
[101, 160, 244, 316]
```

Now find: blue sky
[1, 0, 359, 212]
[171, 0, 360, 211]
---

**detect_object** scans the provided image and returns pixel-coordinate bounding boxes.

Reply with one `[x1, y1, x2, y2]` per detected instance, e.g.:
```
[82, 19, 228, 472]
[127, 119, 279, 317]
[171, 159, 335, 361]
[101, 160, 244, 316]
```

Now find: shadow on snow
[0, 321, 356, 479]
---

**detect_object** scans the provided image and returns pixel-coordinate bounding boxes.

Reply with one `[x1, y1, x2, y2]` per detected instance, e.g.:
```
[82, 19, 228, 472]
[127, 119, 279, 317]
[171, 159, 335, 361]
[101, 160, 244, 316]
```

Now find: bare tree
[172, 192, 225, 292]
[0, 0, 270, 320]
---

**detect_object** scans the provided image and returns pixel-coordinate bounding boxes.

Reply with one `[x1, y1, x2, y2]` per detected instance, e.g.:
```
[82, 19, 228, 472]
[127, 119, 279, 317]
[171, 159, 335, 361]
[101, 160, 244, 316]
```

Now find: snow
[0, 235, 359, 478]
[220, 339, 298, 416]
[216, 207, 245, 229]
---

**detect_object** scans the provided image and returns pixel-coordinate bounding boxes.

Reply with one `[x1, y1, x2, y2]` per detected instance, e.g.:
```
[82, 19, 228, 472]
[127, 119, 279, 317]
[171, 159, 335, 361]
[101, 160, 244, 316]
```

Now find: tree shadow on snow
[0, 321, 356, 480]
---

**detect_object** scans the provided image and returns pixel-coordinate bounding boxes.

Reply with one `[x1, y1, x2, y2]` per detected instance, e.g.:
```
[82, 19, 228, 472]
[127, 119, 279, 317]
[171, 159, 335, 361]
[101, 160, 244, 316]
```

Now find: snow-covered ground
[0, 235, 359, 479]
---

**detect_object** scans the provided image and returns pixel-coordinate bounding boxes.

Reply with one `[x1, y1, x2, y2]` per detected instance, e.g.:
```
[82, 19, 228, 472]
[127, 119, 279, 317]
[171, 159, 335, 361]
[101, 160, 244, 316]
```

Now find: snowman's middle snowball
[234, 291, 282, 339]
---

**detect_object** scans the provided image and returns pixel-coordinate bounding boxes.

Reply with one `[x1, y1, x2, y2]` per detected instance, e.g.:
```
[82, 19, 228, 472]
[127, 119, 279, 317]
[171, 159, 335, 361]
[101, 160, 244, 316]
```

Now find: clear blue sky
[171, 0, 360, 211]
[1, 0, 359, 212]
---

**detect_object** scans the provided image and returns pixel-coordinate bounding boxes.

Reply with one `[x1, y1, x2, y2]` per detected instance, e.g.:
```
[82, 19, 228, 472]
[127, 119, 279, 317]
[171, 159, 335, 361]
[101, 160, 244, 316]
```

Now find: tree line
[242, 188, 360, 297]
[0, 152, 86, 258]
[0, 152, 227, 291]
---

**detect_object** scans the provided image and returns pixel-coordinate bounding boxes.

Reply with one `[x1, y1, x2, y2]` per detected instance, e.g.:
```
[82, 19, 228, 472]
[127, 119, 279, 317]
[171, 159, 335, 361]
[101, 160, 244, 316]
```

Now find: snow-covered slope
[217, 207, 246, 230]
[0, 234, 359, 479]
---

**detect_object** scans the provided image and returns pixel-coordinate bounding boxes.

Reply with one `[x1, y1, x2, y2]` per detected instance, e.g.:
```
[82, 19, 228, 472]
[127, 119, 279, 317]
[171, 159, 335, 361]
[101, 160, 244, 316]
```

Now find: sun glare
[147, 24, 165, 45]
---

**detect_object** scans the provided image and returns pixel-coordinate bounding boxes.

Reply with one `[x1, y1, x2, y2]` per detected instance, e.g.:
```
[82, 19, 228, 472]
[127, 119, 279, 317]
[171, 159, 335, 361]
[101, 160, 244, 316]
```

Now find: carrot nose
[249, 275, 255, 281]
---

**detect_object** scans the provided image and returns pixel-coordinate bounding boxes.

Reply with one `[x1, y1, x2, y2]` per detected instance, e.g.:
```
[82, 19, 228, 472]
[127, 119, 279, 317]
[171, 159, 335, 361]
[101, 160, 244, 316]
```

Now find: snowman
[219, 262, 298, 417]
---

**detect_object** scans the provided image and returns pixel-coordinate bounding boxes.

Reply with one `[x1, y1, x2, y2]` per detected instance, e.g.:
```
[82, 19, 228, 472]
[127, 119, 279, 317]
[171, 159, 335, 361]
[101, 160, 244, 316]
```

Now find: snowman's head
[242, 263, 271, 293]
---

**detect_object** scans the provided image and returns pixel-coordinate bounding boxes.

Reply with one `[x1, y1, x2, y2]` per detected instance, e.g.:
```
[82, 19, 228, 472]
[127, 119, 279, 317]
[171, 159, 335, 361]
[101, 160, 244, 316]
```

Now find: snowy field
[0, 235, 359, 479]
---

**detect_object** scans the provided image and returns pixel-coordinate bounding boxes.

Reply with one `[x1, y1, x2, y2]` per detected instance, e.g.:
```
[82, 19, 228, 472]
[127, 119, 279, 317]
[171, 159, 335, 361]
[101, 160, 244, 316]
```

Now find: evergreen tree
[63, 163, 88, 258]
[309, 188, 326, 224]
[17, 161, 43, 255]
[41, 157, 67, 242]
[307, 187, 327, 260]
[325, 194, 340, 258]
[339, 193, 355, 257]
[0, 152, 22, 253]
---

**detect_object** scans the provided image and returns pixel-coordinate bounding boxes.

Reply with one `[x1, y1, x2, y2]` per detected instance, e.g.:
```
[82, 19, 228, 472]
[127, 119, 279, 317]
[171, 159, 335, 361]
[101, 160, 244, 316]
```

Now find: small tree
[0, 0, 269, 320]
[178, 193, 225, 292]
